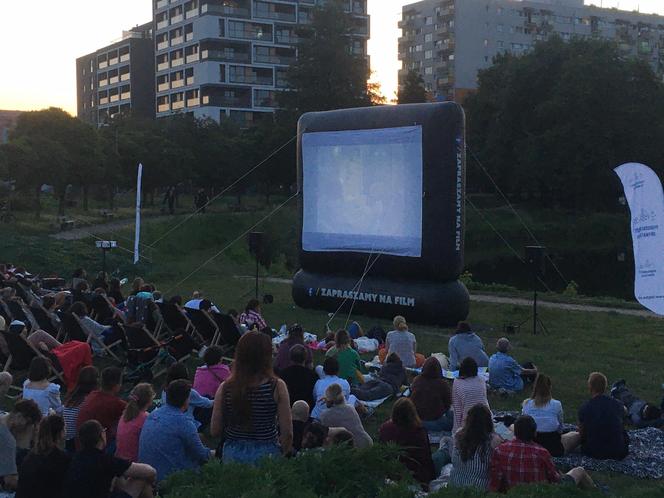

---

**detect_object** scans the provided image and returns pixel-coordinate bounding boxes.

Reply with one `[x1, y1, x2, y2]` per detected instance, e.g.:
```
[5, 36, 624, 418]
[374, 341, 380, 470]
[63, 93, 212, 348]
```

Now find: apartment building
[398, 0, 664, 102]
[76, 23, 155, 126]
[152, 0, 369, 125]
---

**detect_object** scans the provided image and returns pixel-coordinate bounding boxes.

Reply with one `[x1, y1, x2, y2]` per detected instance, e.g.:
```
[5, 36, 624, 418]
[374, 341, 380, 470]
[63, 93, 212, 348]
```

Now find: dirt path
[234, 276, 662, 320]
[50, 215, 173, 240]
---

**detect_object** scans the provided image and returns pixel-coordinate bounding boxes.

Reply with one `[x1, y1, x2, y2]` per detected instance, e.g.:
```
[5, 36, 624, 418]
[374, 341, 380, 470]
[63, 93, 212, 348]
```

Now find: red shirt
[76, 390, 127, 441]
[489, 439, 560, 492]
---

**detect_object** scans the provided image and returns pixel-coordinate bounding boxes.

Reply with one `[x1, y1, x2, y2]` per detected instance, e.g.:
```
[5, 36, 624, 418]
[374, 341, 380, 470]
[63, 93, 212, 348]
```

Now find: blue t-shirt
[488, 352, 523, 391]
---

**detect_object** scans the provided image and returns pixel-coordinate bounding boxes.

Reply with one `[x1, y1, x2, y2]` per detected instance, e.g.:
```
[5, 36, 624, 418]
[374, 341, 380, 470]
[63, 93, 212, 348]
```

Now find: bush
[428, 484, 603, 497]
[162, 445, 414, 498]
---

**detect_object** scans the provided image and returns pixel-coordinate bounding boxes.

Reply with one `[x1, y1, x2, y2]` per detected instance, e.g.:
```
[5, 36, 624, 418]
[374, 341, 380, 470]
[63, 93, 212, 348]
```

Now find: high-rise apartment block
[77, 23, 155, 126]
[153, 0, 369, 125]
[398, 0, 664, 102]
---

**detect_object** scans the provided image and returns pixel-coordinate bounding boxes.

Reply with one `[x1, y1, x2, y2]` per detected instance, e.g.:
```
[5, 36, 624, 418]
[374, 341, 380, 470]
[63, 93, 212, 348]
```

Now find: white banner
[614, 162, 664, 315]
[134, 163, 143, 264]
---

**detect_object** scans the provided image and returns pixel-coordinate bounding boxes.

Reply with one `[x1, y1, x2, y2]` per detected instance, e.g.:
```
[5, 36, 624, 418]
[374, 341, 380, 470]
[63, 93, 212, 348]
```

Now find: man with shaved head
[488, 338, 537, 392]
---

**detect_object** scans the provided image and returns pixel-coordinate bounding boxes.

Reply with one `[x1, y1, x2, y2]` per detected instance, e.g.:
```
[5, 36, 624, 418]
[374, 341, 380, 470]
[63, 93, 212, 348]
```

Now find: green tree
[398, 70, 428, 104]
[278, 0, 379, 118]
[465, 36, 664, 211]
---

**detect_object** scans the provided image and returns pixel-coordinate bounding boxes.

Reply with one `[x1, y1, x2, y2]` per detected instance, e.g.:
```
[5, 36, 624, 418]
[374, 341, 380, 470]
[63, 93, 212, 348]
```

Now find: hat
[496, 337, 511, 353]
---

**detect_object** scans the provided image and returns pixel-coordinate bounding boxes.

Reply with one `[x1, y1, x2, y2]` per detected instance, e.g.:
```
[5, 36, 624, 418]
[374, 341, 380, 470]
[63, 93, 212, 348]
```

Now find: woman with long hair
[211, 331, 292, 464]
[449, 404, 501, 490]
[273, 324, 313, 373]
[325, 329, 366, 384]
[238, 299, 267, 331]
[116, 383, 155, 462]
[16, 415, 70, 498]
[452, 357, 490, 434]
[63, 366, 99, 451]
[522, 373, 569, 456]
[378, 398, 435, 487]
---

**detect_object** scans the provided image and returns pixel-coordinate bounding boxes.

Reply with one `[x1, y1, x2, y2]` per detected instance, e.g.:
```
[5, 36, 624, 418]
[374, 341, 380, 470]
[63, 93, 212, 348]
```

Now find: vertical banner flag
[614, 163, 664, 315]
[134, 163, 143, 264]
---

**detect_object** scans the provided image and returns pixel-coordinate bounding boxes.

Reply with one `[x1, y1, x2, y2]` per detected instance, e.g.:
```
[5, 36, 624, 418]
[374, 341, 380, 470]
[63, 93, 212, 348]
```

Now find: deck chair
[61, 312, 124, 363]
[121, 323, 172, 381]
[186, 308, 220, 346]
[29, 303, 62, 340]
[213, 313, 241, 357]
[145, 303, 164, 339]
[0, 298, 12, 323]
[158, 303, 203, 344]
[6, 300, 37, 332]
[1, 330, 66, 387]
[90, 294, 124, 325]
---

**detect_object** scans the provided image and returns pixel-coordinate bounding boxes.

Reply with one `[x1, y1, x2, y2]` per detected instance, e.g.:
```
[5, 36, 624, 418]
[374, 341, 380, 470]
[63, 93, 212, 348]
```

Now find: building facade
[77, 23, 155, 126]
[398, 0, 664, 102]
[152, 0, 369, 125]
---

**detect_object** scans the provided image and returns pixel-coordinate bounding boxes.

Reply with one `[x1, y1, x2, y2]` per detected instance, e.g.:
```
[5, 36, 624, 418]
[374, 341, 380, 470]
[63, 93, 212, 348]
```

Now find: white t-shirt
[522, 398, 564, 433]
[311, 376, 351, 420]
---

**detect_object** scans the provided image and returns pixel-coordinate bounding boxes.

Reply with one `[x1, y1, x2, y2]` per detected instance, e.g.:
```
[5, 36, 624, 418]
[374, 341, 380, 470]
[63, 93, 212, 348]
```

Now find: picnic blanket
[365, 361, 489, 381]
[554, 426, 664, 479]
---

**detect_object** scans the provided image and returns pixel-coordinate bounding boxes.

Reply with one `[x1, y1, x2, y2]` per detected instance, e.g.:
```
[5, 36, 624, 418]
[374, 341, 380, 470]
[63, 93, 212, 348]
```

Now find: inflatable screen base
[292, 269, 469, 326]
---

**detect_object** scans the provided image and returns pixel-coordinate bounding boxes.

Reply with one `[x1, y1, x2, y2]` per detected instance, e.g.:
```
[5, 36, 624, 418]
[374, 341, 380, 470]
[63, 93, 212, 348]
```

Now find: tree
[398, 70, 428, 104]
[465, 36, 664, 211]
[278, 0, 379, 119]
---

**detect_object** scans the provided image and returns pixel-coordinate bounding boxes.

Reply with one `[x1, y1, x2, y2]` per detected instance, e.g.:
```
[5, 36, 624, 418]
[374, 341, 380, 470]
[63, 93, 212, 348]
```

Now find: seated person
[452, 357, 490, 434]
[291, 400, 311, 452]
[385, 316, 424, 369]
[193, 346, 231, 399]
[116, 383, 155, 462]
[447, 321, 489, 371]
[238, 298, 267, 331]
[274, 324, 313, 372]
[325, 329, 367, 384]
[489, 415, 595, 492]
[279, 345, 319, 408]
[76, 367, 127, 451]
[352, 352, 407, 402]
[0, 372, 11, 415]
[488, 337, 538, 392]
[410, 356, 452, 432]
[138, 380, 213, 482]
[320, 384, 373, 449]
[311, 357, 353, 420]
[161, 363, 213, 431]
[565, 372, 630, 460]
[347, 321, 364, 340]
[1, 399, 43, 492]
[327, 428, 354, 447]
[17, 414, 70, 498]
[378, 398, 435, 487]
[69, 301, 122, 354]
[65, 419, 156, 498]
[300, 422, 328, 451]
[449, 404, 502, 491]
[184, 297, 221, 314]
[22, 357, 62, 416]
[610, 379, 663, 427]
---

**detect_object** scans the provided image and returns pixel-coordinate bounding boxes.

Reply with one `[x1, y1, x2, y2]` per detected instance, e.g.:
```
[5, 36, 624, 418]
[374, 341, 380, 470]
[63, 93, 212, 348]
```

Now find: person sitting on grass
[66, 419, 156, 498]
[452, 357, 490, 434]
[448, 404, 502, 491]
[63, 366, 99, 452]
[522, 373, 578, 457]
[0, 372, 12, 415]
[385, 316, 424, 368]
[488, 337, 538, 393]
[274, 324, 313, 373]
[21, 356, 62, 416]
[447, 321, 489, 371]
[300, 422, 329, 451]
[138, 380, 212, 482]
[161, 363, 213, 431]
[351, 352, 407, 402]
[564, 372, 630, 460]
[238, 299, 267, 331]
[325, 329, 367, 385]
[311, 357, 353, 420]
[16, 414, 70, 498]
[279, 344, 319, 408]
[193, 346, 231, 399]
[76, 366, 126, 453]
[291, 400, 311, 452]
[116, 383, 155, 462]
[411, 356, 453, 432]
[0, 400, 42, 493]
[320, 383, 373, 449]
[610, 379, 663, 427]
[489, 415, 595, 492]
[378, 397, 435, 488]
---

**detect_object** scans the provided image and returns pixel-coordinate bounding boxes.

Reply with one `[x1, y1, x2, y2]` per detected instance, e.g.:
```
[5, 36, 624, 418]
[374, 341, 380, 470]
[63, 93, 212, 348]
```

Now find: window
[425, 66, 433, 74]
[497, 40, 504, 48]
[484, 39, 488, 48]
[415, 44, 423, 52]
[425, 50, 432, 59]
[425, 33, 433, 42]
[497, 24, 504, 33]
[425, 16, 433, 25]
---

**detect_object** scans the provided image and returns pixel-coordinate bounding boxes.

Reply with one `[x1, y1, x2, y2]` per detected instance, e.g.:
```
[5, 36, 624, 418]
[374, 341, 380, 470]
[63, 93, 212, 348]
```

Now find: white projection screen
[302, 125, 423, 257]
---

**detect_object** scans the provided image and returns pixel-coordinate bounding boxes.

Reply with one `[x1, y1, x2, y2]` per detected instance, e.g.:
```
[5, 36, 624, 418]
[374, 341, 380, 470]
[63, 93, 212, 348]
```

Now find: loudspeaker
[524, 246, 546, 276]
[248, 232, 264, 256]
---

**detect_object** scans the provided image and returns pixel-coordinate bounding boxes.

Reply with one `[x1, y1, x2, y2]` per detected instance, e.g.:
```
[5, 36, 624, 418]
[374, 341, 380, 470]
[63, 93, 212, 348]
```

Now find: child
[193, 346, 230, 399]
[116, 383, 155, 462]
[22, 357, 62, 416]
[325, 329, 367, 385]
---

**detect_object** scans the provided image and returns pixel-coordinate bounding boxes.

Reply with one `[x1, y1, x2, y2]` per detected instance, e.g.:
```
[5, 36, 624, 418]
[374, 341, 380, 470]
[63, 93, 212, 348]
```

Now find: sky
[1, 1, 663, 114]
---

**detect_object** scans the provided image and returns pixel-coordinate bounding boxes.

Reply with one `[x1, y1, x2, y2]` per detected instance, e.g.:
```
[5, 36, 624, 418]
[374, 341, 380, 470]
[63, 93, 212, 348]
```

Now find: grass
[1, 205, 662, 496]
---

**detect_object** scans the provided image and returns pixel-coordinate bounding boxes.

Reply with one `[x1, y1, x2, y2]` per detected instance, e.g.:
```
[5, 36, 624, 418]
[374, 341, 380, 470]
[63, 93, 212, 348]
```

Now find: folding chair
[186, 308, 220, 346]
[90, 294, 124, 325]
[62, 312, 124, 363]
[0, 298, 12, 323]
[30, 303, 63, 340]
[1, 330, 66, 388]
[6, 300, 37, 332]
[121, 323, 172, 381]
[213, 313, 241, 358]
[146, 304, 165, 340]
[159, 303, 203, 344]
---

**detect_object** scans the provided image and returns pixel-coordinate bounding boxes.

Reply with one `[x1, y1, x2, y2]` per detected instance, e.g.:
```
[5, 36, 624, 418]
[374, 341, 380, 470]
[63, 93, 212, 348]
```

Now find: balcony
[254, 52, 296, 65]
[156, 0, 168, 9]
[158, 61, 170, 71]
[201, 49, 250, 63]
[186, 9, 198, 19]
[229, 74, 273, 85]
[157, 19, 169, 29]
[187, 97, 200, 107]
[110, 94, 120, 103]
[202, 3, 250, 18]
[158, 103, 170, 112]
[186, 52, 199, 63]
[120, 53, 130, 63]
[99, 79, 108, 87]
[109, 75, 119, 84]
[158, 82, 170, 92]
[99, 97, 109, 105]
[120, 91, 131, 101]
[253, 2, 296, 22]
[186, 75, 195, 85]
[171, 36, 184, 46]
[171, 57, 184, 67]
[202, 95, 251, 107]
[98, 61, 108, 69]
[172, 79, 185, 88]
[158, 40, 169, 50]
[172, 100, 185, 110]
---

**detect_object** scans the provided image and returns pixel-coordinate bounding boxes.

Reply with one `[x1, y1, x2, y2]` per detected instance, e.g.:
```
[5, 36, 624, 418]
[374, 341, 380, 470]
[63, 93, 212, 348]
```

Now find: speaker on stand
[522, 245, 549, 335]
[248, 232, 264, 300]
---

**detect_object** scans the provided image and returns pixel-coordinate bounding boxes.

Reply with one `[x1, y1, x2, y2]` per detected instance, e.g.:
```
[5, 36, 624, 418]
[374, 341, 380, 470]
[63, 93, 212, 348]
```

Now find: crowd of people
[1, 262, 663, 497]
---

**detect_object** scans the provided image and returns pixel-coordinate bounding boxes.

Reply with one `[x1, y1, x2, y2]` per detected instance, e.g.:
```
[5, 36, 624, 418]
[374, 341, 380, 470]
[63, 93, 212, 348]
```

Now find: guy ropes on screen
[292, 102, 470, 325]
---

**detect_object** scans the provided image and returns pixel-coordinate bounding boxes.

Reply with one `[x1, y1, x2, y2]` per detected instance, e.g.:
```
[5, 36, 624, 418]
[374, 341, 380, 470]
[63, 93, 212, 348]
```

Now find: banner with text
[615, 162, 664, 315]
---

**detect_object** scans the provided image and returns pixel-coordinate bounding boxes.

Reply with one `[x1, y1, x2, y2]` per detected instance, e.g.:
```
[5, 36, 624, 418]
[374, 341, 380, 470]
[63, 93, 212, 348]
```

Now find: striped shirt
[239, 309, 267, 330]
[452, 376, 490, 434]
[223, 381, 278, 442]
[449, 440, 493, 490]
[63, 405, 81, 441]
